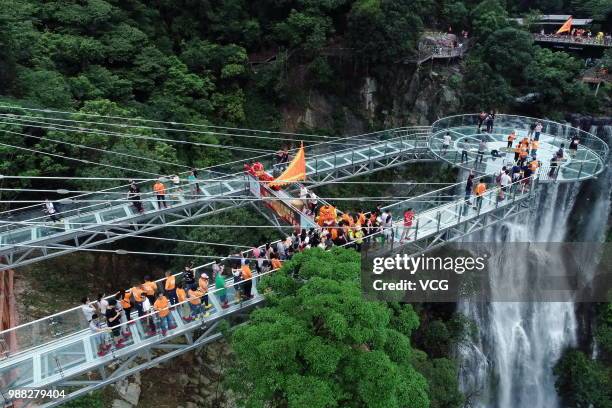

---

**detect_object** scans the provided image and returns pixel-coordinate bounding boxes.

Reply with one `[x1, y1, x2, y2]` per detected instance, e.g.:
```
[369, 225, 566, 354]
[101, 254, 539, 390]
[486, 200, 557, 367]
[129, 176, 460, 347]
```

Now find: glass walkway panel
[429, 114, 608, 183]
[0, 115, 607, 406]
[0, 171, 537, 407]
[0, 127, 432, 271]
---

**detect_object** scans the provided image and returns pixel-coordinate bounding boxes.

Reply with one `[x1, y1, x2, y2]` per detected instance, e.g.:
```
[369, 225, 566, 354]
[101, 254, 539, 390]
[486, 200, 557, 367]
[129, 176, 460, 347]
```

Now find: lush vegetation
[229, 248, 465, 408]
[553, 233, 612, 408]
[0, 0, 609, 204]
[0, 0, 610, 406]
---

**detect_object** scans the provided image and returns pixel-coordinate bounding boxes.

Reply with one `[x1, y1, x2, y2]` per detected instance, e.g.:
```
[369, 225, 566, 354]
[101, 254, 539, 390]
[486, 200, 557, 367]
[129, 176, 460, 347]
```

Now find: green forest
[0, 0, 611, 407]
[0, 0, 610, 194]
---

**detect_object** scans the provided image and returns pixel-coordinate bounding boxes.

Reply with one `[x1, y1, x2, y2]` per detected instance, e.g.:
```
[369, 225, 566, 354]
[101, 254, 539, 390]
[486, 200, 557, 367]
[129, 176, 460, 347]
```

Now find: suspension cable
[0, 104, 345, 139]
[2, 128, 189, 173]
[0, 140, 161, 177]
[0, 118, 276, 154]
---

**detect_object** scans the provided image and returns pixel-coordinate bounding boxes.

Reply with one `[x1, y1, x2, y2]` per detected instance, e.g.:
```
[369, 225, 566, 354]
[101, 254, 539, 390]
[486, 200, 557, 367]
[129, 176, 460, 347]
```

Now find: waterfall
[457, 123, 611, 408]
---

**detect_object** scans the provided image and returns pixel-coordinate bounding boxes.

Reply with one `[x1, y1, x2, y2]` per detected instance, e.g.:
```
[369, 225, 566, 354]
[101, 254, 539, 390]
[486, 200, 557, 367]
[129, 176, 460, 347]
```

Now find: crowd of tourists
[81, 184, 418, 357]
[439, 113, 577, 212]
[441, 112, 580, 184]
[537, 29, 612, 46]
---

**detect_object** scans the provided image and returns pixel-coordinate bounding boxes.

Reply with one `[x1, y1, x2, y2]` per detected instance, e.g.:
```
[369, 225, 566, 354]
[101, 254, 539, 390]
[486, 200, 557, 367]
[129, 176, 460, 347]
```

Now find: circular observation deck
[429, 114, 608, 182]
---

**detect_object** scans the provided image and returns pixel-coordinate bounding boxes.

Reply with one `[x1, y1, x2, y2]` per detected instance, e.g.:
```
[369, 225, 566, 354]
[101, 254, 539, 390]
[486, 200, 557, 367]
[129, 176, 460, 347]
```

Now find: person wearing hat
[198, 272, 212, 310]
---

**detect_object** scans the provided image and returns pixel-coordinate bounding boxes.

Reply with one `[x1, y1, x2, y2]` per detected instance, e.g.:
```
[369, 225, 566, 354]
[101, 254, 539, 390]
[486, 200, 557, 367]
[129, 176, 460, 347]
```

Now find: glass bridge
[0, 114, 607, 406]
[0, 127, 432, 271]
[429, 114, 608, 182]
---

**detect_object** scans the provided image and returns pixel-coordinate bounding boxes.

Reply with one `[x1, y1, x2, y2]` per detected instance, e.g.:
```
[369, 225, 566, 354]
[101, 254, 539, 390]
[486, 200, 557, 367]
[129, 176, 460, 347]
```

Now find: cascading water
[458, 123, 611, 408]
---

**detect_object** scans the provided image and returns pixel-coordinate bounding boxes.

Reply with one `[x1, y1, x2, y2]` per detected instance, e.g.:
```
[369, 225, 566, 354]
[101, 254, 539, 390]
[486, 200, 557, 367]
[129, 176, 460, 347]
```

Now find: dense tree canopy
[229, 248, 445, 408]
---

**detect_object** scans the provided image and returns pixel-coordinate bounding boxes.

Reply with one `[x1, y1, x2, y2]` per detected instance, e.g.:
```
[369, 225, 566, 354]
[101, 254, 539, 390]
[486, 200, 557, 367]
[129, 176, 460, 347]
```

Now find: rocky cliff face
[281, 61, 463, 133]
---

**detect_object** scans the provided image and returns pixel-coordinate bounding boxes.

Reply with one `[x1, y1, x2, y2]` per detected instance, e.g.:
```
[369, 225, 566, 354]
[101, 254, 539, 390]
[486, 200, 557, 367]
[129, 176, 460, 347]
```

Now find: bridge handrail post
[414, 218, 419, 241]
[436, 211, 441, 233]
[577, 161, 584, 179]
[456, 201, 462, 223]
[495, 187, 500, 209]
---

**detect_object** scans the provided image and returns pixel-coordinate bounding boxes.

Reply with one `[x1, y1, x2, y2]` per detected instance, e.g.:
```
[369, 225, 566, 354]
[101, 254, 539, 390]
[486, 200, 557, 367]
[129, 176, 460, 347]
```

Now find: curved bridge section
[429, 114, 608, 182]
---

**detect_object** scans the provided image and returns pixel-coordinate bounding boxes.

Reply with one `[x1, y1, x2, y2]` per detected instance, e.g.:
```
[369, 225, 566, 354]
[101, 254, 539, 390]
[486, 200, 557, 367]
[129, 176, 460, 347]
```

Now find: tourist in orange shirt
[143, 276, 157, 304]
[187, 287, 206, 319]
[164, 271, 178, 305]
[507, 131, 516, 149]
[131, 284, 146, 317]
[270, 255, 283, 270]
[474, 181, 486, 211]
[175, 283, 192, 322]
[153, 292, 175, 335]
[241, 263, 253, 299]
[198, 273, 212, 310]
[153, 178, 167, 209]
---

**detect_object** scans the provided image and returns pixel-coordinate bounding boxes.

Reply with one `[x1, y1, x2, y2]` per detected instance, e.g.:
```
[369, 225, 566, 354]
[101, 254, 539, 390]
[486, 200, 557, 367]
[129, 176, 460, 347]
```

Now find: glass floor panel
[69, 215, 98, 230]
[1, 229, 34, 245]
[0, 359, 34, 389]
[36, 225, 66, 239]
[40, 340, 88, 380]
[100, 207, 129, 222]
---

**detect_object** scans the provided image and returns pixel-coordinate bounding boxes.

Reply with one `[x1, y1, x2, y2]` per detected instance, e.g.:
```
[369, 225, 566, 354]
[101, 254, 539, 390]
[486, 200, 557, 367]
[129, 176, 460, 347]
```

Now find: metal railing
[0, 171, 538, 394]
[533, 33, 612, 47]
[0, 127, 431, 248]
[430, 114, 608, 181]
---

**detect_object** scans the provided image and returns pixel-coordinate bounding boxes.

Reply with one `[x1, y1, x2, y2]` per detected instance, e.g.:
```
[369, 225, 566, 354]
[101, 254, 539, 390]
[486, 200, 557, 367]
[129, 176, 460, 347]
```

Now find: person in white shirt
[299, 186, 309, 209]
[97, 294, 109, 316]
[499, 171, 512, 200]
[81, 297, 96, 323]
[299, 186, 308, 199]
[89, 314, 111, 357]
[500, 171, 511, 188]
[276, 240, 286, 260]
[44, 199, 61, 222]
[308, 192, 318, 213]
[534, 122, 543, 141]
[442, 132, 452, 155]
